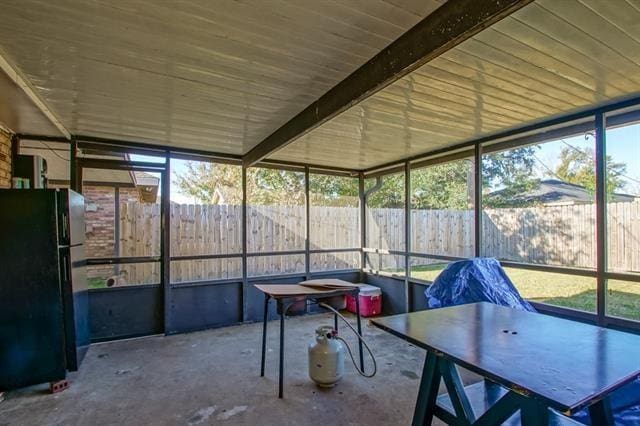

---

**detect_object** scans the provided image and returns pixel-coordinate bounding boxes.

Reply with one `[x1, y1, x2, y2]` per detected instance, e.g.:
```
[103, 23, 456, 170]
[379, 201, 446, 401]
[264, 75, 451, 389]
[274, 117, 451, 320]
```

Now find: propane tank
[308, 325, 345, 387]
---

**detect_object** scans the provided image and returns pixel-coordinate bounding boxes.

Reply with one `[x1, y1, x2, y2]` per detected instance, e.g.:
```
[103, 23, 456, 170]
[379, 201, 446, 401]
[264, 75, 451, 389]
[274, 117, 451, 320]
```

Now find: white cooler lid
[358, 284, 381, 296]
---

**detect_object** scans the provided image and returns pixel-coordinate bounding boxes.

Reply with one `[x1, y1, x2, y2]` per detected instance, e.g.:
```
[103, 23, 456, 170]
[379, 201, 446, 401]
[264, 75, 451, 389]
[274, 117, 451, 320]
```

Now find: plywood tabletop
[254, 279, 362, 297]
[371, 302, 640, 413]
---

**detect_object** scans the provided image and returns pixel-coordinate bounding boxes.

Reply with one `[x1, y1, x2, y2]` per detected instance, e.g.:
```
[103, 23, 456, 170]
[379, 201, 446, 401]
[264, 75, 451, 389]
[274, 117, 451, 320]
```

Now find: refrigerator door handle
[62, 252, 70, 284]
[61, 212, 69, 242]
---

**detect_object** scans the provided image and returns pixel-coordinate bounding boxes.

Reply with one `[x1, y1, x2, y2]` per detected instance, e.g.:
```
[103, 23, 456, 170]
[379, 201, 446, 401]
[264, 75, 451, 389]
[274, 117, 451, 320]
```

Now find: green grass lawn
[88, 277, 107, 289]
[410, 264, 640, 321]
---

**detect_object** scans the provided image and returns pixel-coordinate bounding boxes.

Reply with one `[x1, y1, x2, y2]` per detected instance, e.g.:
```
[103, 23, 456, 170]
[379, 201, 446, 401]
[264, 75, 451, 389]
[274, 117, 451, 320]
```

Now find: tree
[365, 148, 540, 210]
[247, 168, 305, 205]
[174, 147, 540, 209]
[554, 146, 627, 195]
[174, 161, 243, 205]
[174, 163, 359, 206]
[481, 146, 540, 208]
[309, 174, 359, 207]
[411, 161, 473, 210]
[365, 173, 405, 209]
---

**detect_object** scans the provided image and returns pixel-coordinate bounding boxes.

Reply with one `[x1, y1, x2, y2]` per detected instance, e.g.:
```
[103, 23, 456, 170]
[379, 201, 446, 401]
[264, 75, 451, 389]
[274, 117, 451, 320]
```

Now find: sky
[132, 121, 640, 204]
[534, 122, 640, 195]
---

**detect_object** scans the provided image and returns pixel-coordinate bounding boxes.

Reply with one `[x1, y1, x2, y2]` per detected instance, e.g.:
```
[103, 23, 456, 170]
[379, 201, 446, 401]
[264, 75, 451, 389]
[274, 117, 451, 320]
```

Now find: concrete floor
[0, 313, 479, 425]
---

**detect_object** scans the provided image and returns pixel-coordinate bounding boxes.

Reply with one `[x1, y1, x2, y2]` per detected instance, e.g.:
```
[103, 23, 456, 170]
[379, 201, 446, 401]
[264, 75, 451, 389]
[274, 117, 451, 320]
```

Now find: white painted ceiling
[272, 0, 640, 168]
[0, 0, 443, 158]
[2, 0, 640, 170]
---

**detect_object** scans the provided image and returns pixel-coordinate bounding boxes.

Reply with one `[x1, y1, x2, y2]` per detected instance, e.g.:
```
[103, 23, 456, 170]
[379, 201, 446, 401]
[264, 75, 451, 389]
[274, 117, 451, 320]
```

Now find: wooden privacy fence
[115, 200, 640, 284]
[484, 201, 640, 272]
[117, 203, 360, 283]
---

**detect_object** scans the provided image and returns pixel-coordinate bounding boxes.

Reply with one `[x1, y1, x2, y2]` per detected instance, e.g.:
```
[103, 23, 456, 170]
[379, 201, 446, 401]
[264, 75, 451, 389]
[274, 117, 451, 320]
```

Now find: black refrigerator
[0, 189, 90, 390]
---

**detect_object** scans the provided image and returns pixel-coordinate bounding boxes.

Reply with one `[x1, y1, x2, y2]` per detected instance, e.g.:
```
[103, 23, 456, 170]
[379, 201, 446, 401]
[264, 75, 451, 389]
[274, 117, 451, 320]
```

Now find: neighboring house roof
[133, 172, 160, 203]
[487, 179, 636, 206]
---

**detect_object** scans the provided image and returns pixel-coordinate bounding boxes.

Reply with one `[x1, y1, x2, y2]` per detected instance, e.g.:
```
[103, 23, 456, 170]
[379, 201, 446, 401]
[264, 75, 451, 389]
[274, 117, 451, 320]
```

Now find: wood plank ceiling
[0, 0, 443, 155]
[271, 0, 640, 169]
[2, 0, 640, 170]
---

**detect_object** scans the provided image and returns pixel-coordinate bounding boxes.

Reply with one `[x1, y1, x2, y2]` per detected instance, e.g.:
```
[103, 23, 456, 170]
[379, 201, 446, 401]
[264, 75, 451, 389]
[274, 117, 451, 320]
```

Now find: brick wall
[0, 127, 13, 188]
[84, 185, 140, 281]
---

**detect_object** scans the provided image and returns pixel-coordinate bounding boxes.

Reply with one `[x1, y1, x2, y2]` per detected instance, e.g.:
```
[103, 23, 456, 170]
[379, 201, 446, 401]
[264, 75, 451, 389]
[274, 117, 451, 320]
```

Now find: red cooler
[346, 285, 382, 317]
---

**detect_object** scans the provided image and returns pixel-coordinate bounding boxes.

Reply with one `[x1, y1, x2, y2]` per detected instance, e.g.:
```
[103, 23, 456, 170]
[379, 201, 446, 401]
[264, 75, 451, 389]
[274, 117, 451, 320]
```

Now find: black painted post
[355, 291, 364, 371]
[404, 161, 411, 312]
[474, 143, 482, 258]
[305, 166, 311, 280]
[260, 294, 269, 377]
[114, 187, 120, 276]
[10, 134, 18, 181]
[69, 137, 79, 192]
[595, 113, 607, 325]
[278, 299, 285, 398]
[161, 151, 171, 334]
[242, 166, 248, 322]
[359, 172, 366, 279]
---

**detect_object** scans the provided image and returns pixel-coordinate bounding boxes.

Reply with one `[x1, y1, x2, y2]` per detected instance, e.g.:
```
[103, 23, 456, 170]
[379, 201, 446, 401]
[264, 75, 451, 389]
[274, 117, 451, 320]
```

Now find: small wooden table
[255, 281, 364, 398]
[371, 302, 640, 425]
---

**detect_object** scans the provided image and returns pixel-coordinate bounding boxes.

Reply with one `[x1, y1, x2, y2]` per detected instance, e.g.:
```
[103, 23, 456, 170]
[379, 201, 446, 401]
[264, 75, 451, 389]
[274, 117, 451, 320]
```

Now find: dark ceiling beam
[242, 0, 533, 167]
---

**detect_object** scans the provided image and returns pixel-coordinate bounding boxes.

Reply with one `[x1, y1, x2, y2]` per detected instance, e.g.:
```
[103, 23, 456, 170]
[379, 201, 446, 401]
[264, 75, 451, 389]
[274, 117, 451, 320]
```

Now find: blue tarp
[425, 257, 640, 425]
[424, 257, 536, 312]
[571, 379, 640, 425]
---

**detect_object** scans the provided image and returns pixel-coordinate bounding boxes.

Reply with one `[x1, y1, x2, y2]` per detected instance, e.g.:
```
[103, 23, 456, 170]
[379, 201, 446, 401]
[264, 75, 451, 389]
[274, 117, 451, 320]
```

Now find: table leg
[278, 299, 285, 399]
[588, 397, 614, 426]
[355, 292, 364, 371]
[483, 378, 503, 406]
[520, 398, 550, 426]
[412, 352, 441, 426]
[334, 313, 338, 332]
[260, 294, 269, 377]
[439, 360, 475, 423]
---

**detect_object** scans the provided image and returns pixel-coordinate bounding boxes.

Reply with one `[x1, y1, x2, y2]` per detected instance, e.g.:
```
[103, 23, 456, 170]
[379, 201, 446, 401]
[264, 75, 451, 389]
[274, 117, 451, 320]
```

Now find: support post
[355, 291, 364, 371]
[304, 166, 311, 280]
[242, 166, 248, 321]
[474, 143, 482, 258]
[278, 299, 285, 399]
[595, 112, 607, 324]
[10, 134, 18, 182]
[114, 186, 120, 275]
[161, 151, 171, 334]
[69, 137, 79, 192]
[404, 161, 411, 312]
[260, 294, 269, 377]
[359, 172, 366, 277]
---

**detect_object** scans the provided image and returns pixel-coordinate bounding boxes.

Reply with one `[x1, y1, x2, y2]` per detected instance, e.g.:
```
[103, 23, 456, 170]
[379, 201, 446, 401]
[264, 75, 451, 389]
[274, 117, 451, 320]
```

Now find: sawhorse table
[255, 283, 364, 398]
[372, 302, 640, 425]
